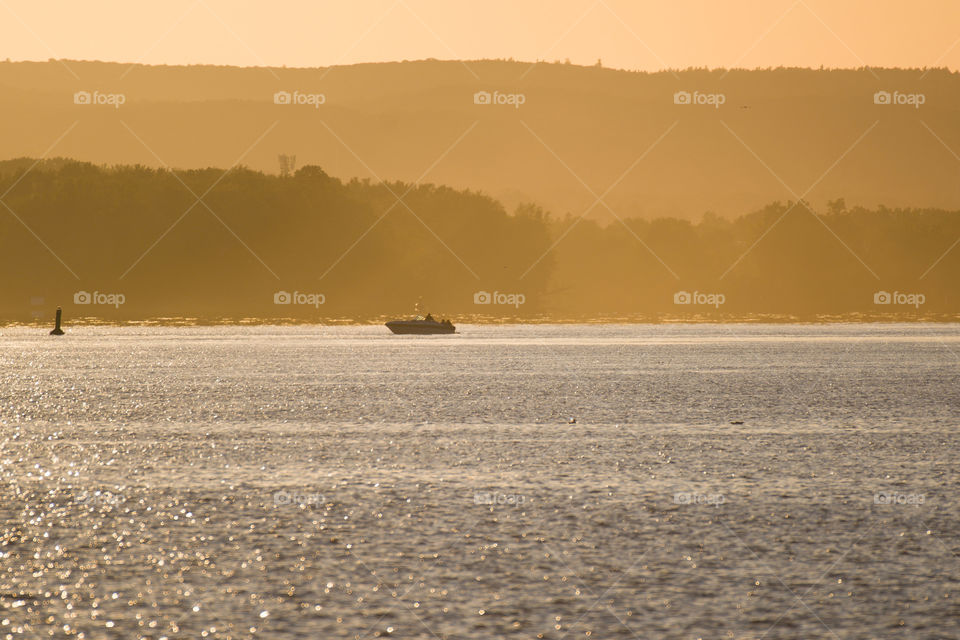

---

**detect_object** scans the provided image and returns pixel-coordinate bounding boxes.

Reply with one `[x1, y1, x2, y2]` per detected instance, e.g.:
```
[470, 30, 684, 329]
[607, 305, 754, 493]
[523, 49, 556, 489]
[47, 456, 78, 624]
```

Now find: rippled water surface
[2, 323, 959, 638]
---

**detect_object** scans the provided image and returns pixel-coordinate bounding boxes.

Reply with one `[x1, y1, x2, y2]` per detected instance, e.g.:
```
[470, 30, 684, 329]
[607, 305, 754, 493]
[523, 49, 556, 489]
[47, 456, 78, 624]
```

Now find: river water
[1, 324, 958, 638]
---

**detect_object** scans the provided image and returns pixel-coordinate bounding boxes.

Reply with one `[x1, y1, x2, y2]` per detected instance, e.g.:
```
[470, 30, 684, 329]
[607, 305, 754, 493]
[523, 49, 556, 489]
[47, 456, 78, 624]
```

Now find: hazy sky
[2, 0, 960, 71]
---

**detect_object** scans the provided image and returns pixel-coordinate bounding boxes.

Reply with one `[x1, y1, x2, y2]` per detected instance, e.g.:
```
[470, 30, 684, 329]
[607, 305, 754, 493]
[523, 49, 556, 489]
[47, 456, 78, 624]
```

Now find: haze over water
[2, 323, 958, 638]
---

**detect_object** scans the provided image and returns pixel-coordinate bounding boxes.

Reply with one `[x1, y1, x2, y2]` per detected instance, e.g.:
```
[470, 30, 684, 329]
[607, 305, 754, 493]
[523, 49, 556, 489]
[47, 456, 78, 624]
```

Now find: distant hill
[2, 59, 960, 219]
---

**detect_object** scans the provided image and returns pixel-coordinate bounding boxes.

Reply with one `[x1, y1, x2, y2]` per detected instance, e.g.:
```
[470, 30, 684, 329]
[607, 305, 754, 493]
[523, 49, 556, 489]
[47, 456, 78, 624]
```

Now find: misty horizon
[3, 56, 959, 322]
[5, 59, 960, 232]
[4, 0, 960, 71]
[9, 56, 960, 72]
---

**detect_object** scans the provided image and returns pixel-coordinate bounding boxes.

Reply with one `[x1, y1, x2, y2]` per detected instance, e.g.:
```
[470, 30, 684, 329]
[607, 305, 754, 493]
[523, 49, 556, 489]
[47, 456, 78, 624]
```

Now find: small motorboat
[385, 314, 456, 335]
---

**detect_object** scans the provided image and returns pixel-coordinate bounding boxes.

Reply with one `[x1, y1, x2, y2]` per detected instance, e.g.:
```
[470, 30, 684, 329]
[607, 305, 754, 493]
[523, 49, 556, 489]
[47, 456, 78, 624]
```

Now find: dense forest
[1, 159, 956, 321]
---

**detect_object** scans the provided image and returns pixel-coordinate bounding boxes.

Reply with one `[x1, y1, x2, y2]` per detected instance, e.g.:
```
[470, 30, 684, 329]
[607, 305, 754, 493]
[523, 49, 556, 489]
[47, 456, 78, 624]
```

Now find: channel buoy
[49, 307, 64, 335]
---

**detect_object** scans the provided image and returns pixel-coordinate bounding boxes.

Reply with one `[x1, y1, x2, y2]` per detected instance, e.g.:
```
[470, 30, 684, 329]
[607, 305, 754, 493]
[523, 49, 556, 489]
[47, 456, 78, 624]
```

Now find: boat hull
[385, 321, 456, 335]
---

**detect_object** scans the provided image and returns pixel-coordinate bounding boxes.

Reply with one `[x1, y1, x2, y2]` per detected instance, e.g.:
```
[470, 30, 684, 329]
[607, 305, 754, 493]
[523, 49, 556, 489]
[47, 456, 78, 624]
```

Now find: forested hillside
[1, 160, 956, 321]
[2, 60, 960, 219]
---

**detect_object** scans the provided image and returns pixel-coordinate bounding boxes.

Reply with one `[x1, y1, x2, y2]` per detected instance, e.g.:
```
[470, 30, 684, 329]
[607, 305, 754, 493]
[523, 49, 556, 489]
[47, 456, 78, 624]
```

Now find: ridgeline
[2, 59, 960, 219]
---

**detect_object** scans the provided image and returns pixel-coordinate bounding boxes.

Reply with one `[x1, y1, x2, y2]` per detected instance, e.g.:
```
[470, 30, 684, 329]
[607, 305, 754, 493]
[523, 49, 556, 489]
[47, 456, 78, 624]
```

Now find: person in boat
[425, 313, 435, 322]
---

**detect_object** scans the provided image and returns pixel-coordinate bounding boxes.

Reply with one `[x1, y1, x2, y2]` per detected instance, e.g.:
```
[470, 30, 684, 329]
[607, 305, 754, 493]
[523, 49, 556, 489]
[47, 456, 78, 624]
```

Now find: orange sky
[2, 0, 959, 71]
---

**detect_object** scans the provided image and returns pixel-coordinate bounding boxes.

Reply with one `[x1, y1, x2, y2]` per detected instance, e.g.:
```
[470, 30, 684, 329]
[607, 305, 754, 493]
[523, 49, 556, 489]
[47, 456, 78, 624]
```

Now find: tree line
[0, 160, 956, 321]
